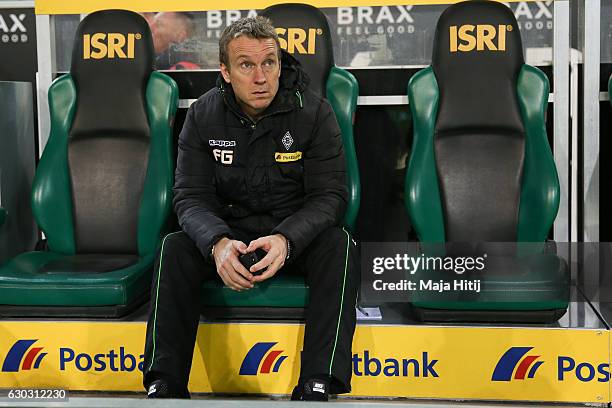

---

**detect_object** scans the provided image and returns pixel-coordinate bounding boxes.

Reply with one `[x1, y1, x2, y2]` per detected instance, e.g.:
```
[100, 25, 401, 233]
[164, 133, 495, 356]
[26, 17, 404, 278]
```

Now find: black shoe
[291, 378, 329, 401]
[290, 384, 302, 401]
[146, 379, 190, 399]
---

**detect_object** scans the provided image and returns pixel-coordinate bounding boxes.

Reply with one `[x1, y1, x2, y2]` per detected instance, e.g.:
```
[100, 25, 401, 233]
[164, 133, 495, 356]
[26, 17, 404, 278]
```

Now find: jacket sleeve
[173, 103, 233, 258]
[272, 100, 348, 260]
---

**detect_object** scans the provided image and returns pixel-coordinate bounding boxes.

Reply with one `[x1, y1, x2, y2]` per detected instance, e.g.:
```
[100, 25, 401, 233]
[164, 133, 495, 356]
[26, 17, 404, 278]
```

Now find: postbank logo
[492, 346, 611, 383]
[276, 27, 322, 55]
[4, 341, 144, 373]
[352, 350, 439, 377]
[83, 32, 142, 59]
[275, 152, 302, 162]
[239, 342, 288, 375]
[492, 346, 543, 381]
[449, 24, 511, 53]
[2, 339, 47, 372]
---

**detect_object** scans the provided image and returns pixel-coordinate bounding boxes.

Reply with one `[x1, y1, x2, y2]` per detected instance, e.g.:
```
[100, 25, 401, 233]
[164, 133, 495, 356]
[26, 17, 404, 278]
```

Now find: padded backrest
[260, 3, 334, 97]
[69, 10, 152, 253]
[407, 0, 559, 243]
[261, 4, 361, 231]
[432, 1, 525, 242]
[33, 10, 177, 256]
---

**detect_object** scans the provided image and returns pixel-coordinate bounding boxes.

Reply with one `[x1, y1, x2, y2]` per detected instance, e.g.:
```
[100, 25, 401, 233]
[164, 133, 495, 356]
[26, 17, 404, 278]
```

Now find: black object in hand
[239, 249, 267, 276]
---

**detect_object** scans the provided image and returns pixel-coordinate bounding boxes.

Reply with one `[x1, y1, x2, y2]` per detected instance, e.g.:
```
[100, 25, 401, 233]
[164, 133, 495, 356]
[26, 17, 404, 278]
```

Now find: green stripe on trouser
[147, 231, 182, 372]
[328, 227, 351, 376]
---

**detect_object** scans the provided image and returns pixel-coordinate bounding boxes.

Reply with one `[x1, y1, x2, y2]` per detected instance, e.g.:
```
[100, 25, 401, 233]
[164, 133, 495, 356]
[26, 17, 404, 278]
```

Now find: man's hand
[246, 234, 287, 282]
[213, 238, 254, 291]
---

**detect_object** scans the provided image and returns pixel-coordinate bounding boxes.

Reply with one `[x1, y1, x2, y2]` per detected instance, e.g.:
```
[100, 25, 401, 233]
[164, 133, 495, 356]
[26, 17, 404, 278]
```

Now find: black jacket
[173, 52, 347, 261]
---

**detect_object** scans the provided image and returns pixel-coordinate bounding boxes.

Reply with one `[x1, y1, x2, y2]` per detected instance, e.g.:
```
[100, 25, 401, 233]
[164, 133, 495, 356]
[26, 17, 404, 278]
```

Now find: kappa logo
[282, 131, 293, 150]
[2, 339, 47, 372]
[0, 13, 27, 43]
[491, 347, 543, 381]
[209, 140, 237, 148]
[83, 33, 142, 59]
[239, 342, 288, 375]
[449, 24, 512, 53]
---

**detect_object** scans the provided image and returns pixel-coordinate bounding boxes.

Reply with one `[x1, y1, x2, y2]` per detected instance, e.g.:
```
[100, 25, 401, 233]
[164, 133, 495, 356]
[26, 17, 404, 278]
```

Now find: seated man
[143, 16, 360, 401]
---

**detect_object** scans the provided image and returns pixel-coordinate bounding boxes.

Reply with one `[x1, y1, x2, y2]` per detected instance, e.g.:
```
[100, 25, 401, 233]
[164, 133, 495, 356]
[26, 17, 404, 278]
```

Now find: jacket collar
[217, 50, 309, 123]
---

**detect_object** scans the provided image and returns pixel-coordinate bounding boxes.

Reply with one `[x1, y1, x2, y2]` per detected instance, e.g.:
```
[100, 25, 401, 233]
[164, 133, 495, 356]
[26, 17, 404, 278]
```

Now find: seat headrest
[69, 9, 154, 137]
[261, 3, 334, 96]
[71, 9, 153, 79]
[432, 0, 525, 133]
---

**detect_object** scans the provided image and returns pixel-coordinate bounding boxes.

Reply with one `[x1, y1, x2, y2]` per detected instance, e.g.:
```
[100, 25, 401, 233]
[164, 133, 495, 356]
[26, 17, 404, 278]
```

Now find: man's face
[151, 12, 187, 54]
[220, 36, 281, 120]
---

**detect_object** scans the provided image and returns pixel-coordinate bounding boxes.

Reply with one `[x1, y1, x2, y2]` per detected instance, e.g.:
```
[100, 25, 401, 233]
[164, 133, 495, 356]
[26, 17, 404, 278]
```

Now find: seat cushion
[411, 253, 570, 311]
[202, 275, 308, 307]
[39, 254, 138, 273]
[0, 251, 154, 306]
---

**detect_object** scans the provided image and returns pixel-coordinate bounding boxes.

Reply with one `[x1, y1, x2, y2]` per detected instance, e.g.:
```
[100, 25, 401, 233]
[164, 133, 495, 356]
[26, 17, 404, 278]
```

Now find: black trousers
[143, 226, 359, 395]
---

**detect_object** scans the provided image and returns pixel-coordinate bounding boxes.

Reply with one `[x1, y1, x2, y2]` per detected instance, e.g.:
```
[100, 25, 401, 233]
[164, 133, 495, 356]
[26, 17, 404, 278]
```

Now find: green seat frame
[0, 72, 178, 317]
[406, 65, 569, 320]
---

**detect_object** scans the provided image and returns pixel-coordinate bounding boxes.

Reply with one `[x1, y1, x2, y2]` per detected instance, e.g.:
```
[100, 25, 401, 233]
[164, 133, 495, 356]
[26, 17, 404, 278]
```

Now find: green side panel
[516, 64, 560, 242]
[0, 207, 5, 226]
[405, 67, 445, 242]
[32, 75, 77, 254]
[138, 72, 178, 256]
[0, 251, 154, 306]
[326, 66, 360, 232]
[202, 275, 308, 307]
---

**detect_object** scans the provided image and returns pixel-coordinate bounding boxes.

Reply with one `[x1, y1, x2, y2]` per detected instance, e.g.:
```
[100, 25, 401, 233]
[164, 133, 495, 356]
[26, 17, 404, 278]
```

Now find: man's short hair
[174, 12, 196, 36]
[218, 16, 281, 67]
